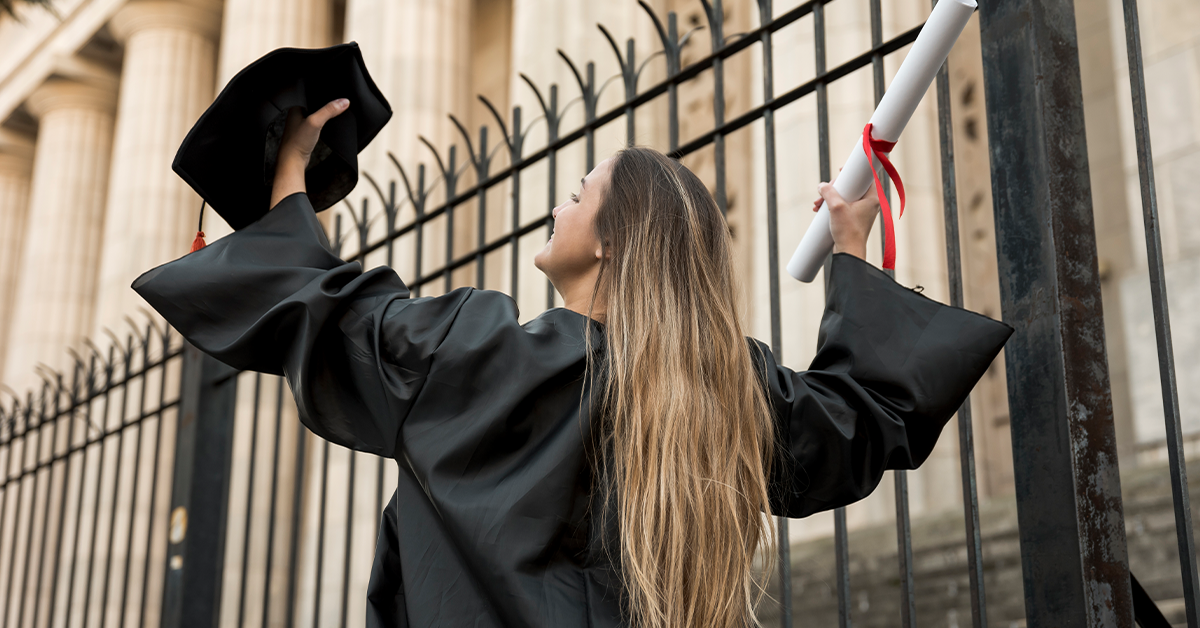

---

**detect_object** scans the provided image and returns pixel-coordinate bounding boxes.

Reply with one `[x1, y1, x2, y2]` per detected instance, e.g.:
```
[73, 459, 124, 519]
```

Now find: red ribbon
[862, 123, 905, 270]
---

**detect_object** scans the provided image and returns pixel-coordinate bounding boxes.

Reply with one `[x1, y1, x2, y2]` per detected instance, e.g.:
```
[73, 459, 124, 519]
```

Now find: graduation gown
[133, 192, 1012, 628]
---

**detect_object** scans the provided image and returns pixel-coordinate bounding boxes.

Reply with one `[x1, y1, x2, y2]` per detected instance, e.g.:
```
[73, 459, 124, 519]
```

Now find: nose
[551, 202, 564, 219]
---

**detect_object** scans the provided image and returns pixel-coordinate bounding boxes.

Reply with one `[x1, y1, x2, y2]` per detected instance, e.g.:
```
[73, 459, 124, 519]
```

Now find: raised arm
[755, 253, 1012, 518]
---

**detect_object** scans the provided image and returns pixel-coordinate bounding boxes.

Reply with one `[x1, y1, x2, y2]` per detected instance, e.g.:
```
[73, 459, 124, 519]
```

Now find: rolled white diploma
[785, 0, 977, 282]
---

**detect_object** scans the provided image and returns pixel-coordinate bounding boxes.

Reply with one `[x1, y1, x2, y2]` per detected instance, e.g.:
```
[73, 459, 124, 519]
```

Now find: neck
[556, 267, 605, 321]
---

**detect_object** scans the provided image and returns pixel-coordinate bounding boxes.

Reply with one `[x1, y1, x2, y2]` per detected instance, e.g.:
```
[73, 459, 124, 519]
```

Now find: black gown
[133, 192, 1012, 628]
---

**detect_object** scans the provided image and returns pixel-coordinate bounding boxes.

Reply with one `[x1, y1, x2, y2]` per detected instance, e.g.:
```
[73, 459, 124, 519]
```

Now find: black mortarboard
[173, 42, 392, 231]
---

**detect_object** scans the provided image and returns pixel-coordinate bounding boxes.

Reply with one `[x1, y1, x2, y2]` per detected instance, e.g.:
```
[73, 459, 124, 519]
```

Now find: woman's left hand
[269, 98, 350, 210]
[813, 178, 880, 261]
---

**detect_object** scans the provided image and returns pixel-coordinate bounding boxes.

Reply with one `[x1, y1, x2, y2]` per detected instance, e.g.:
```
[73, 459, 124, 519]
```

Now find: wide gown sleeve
[132, 192, 499, 459]
[757, 253, 1013, 519]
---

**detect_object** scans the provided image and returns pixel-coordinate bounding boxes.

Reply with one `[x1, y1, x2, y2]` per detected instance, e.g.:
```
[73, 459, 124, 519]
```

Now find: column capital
[25, 77, 119, 119]
[110, 0, 222, 42]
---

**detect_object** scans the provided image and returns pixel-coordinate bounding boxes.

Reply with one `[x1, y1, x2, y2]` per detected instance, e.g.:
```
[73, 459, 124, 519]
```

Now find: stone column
[199, 0, 335, 242]
[91, 0, 221, 340]
[0, 130, 34, 385]
[3, 77, 118, 390]
[216, 0, 333, 86]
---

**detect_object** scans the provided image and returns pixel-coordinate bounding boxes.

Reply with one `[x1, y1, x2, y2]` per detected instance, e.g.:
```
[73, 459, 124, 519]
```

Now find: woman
[135, 100, 1011, 628]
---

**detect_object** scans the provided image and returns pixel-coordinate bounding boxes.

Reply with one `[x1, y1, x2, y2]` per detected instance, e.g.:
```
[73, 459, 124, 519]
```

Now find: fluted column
[3, 78, 117, 389]
[0, 130, 35, 385]
[91, 0, 220, 340]
[217, 0, 332, 86]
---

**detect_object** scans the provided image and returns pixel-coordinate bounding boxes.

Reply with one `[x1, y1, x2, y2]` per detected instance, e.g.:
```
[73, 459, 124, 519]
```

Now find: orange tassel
[190, 231, 207, 252]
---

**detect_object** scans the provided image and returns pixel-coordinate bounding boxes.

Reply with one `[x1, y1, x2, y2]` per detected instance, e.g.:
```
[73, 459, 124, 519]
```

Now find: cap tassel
[190, 200, 207, 252]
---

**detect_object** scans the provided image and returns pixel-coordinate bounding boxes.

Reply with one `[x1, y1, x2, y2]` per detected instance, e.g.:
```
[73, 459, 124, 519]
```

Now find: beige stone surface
[91, 0, 220, 345]
[0, 132, 34, 385]
[4, 77, 117, 391]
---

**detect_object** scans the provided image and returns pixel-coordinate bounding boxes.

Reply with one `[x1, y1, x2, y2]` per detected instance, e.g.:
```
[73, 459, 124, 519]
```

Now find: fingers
[817, 182, 848, 214]
[306, 98, 350, 130]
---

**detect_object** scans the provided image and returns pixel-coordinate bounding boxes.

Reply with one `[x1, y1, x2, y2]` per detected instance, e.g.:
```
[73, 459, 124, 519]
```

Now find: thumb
[307, 98, 350, 130]
[818, 182, 848, 211]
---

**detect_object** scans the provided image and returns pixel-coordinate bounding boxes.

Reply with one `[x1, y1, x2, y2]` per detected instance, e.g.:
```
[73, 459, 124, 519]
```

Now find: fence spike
[475, 98, 513, 151]
[448, 114, 481, 162]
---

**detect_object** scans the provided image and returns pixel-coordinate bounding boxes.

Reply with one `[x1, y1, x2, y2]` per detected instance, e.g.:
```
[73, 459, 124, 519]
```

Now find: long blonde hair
[586, 147, 776, 628]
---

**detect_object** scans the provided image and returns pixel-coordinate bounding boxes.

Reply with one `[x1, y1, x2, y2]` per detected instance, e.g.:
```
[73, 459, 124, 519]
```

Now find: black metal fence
[0, 0, 1193, 625]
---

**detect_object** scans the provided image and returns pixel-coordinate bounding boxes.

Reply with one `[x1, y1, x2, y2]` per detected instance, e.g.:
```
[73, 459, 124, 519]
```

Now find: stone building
[0, 0, 1194, 624]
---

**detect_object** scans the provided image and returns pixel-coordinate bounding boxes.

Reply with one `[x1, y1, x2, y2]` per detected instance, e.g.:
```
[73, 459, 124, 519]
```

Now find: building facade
[0, 0, 1195, 624]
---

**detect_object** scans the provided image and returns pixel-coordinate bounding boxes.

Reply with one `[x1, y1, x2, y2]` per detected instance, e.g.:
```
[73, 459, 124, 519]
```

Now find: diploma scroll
[785, 0, 977, 282]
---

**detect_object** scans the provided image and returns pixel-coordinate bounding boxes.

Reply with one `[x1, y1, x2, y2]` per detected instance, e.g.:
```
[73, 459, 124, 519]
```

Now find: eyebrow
[580, 177, 587, 191]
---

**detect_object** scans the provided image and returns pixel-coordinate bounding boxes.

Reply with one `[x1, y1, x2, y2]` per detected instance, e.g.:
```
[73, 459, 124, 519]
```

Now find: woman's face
[534, 157, 613, 287]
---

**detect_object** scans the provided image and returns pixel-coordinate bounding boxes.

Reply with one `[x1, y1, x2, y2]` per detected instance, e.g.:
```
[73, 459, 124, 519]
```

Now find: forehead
[583, 157, 616, 189]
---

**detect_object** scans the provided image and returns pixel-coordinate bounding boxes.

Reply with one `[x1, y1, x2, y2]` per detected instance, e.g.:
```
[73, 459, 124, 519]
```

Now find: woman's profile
[135, 99, 1012, 628]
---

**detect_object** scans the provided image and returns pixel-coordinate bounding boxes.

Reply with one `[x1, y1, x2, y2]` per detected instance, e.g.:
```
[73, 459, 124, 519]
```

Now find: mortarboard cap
[172, 42, 392, 231]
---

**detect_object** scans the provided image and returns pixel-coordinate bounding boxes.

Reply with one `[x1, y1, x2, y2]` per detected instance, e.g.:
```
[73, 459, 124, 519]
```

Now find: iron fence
[0, 0, 1194, 625]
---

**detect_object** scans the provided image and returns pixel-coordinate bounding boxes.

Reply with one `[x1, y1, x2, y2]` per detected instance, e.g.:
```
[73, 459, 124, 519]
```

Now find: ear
[595, 245, 604, 260]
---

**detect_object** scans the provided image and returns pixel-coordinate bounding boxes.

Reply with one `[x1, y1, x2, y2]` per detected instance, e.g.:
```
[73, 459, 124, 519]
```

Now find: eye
[570, 192, 580, 203]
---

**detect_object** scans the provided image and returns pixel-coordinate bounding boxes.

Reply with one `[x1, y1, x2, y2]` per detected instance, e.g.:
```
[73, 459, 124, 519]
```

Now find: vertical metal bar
[118, 330, 153, 628]
[444, 146, 458, 294]
[0, 404, 12, 623]
[82, 350, 117, 627]
[509, 107, 523, 299]
[386, 181, 397, 269]
[262, 378, 285, 627]
[98, 342, 135, 628]
[546, 86, 559, 311]
[893, 472, 915, 627]
[0, 401, 24, 625]
[814, 3, 850, 625]
[867, 1, 915, 621]
[668, 12, 680, 153]
[834, 507, 850, 628]
[237, 372, 263, 628]
[312, 439, 330, 624]
[340, 448, 356, 628]
[932, 6, 987, 622]
[625, 38, 637, 146]
[11, 396, 39, 628]
[19, 383, 53, 628]
[755, 0, 791, 625]
[979, 0, 1134, 622]
[815, 0, 830, 183]
[284, 407, 307, 627]
[160, 345, 238, 628]
[476, 126, 489, 289]
[1120, 0, 1198, 623]
[139, 329, 173, 628]
[414, 165, 426, 298]
[82, 348, 118, 628]
[64, 353, 97, 628]
[710, 0, 728, 214]
[44, 371, 73, 628]
[586, 63, 596, 172]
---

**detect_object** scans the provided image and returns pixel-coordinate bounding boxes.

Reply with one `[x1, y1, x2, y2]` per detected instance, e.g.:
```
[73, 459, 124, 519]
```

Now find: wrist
[833, 241, 867, 260]
[270, 159, 307, 210]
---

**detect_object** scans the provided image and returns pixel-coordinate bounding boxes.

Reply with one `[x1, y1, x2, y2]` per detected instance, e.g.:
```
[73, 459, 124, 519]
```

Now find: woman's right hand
[269, 98, 349, 210]
[813, 178, 880, 262]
